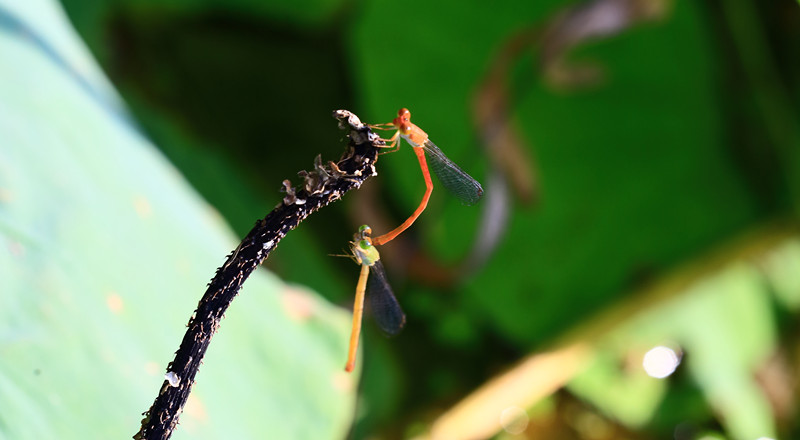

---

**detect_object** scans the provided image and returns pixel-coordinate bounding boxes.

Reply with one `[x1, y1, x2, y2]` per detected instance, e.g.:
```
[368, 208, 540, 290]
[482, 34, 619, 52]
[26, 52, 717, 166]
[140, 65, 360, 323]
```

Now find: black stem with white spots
[134, 110, 382, 440]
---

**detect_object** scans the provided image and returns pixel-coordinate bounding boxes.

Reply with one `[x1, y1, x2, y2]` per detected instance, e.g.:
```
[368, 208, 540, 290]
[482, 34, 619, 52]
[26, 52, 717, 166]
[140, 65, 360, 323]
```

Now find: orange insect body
[372, 107, 484, 245]
[372, 108, 434, 246]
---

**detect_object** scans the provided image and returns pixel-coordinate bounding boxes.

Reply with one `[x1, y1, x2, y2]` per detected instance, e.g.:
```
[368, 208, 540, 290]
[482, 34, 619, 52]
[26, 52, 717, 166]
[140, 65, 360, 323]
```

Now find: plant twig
[134, 110, 383, 440]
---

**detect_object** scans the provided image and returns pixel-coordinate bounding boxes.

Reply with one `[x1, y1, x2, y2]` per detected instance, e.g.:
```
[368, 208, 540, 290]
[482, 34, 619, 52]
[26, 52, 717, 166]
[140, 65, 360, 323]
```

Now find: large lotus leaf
[0, 0, 355, 438]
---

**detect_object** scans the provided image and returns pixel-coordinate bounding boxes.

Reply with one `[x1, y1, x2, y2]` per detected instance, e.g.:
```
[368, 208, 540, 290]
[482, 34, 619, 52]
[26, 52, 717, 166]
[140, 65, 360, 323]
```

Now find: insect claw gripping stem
[133, 110, 383, 440]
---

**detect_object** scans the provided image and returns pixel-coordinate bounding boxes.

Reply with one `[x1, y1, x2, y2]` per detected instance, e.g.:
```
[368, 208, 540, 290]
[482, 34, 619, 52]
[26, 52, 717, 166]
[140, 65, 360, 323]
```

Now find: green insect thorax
[353, 239, 380, 266]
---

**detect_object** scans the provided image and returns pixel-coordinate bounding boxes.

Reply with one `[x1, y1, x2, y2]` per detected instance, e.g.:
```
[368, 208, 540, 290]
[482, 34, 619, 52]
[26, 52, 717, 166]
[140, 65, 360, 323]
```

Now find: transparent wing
[422, 139, 484, 205]
[366, 260, 406, 336]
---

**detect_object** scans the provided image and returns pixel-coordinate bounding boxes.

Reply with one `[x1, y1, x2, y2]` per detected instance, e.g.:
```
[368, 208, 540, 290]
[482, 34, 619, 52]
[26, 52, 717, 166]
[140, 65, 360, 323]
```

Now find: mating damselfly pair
[342, 108, 483, 372]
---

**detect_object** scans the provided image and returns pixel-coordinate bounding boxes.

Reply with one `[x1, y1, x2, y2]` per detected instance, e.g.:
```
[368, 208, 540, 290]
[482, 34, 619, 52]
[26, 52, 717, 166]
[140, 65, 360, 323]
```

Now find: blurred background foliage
[4, 0, 800, 438]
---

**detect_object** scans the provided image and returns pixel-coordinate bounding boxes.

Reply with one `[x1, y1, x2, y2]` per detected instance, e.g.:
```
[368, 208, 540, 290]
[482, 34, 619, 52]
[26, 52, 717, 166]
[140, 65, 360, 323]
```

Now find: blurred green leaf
[569, 350, 668, 428]
[61, 0, 347, 64]
[0, 1, 354, 438]
[762, 238, 800, 309]
[351, 0, 763, 348]
[568, 243, 787, 439]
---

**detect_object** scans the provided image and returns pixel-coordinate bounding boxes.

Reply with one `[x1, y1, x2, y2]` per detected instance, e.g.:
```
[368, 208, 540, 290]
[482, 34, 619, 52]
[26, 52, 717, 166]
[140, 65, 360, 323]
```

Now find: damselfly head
[354, 225, 373, 244]
[393, 108, 413, 135]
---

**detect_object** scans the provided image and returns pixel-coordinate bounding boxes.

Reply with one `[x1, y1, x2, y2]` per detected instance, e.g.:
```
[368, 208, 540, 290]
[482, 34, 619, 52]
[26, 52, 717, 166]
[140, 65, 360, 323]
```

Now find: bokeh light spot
[642, 345, 680, 378]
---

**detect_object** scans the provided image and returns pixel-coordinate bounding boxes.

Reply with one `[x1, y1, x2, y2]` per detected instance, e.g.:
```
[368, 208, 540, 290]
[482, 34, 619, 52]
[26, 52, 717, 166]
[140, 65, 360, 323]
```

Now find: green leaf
[569, 262, 779, 439]
[0, 1, 355, 438]
[350, 0, 762, 347]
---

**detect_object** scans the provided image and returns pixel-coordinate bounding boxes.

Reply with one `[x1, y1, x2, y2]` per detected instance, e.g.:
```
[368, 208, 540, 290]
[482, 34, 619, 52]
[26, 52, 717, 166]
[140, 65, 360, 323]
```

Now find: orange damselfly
[371, 108, 483, 245]
[345, 225, 406, 372]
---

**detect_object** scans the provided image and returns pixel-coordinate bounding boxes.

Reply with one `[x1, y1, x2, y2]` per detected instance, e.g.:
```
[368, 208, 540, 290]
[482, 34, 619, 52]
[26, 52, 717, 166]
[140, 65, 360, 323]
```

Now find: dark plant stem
[134, 110, 382, 440]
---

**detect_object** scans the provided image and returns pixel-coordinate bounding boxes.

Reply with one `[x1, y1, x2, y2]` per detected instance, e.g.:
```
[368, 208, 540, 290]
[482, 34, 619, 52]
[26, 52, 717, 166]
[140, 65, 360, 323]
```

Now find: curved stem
[134, 110, 382, 440]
